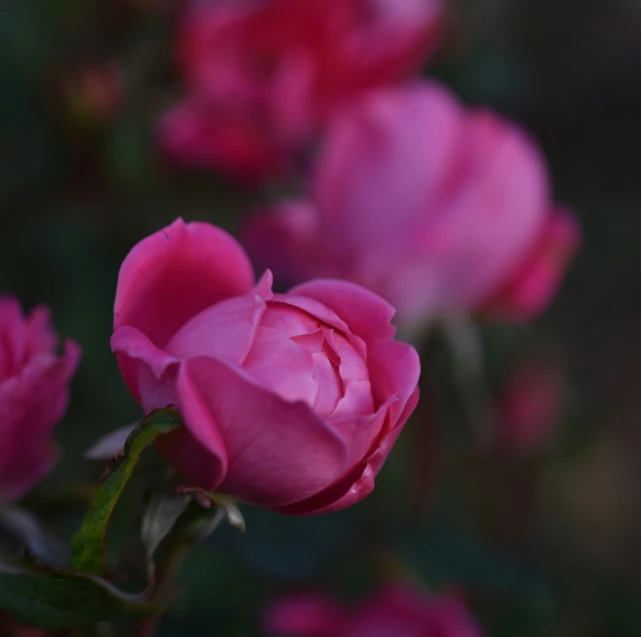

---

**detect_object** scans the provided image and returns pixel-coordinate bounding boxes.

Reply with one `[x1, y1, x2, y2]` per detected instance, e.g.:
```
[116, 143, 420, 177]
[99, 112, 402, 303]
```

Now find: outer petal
[0, 340, 81, 501]
[315, 83, 463, 254]
[288, 279, 397, 344]
[367, 339, 421, 423]
[177, 356, 350, 508]
[111, 326, 180, 405]
[277, 388, 418, 515]
[0, 297, 27, 380]
[481, 207, 581, 321]
[113, 218, 254, 348]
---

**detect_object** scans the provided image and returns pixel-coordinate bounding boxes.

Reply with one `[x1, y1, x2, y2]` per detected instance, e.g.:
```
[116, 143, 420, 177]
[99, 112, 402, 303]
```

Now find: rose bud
[243, 81, 580, 332]
[0, 298, 81, 502]
[264, 584, 482, 637]
[111, 219, 420, 514]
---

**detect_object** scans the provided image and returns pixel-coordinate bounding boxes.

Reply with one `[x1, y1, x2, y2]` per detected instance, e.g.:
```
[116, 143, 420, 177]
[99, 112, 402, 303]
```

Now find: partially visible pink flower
[243, 82, 580, 330]
[158, 0, 443, 181]
[0, 612, 44, 637]
[264, 585, 482, 637]
[497, 364, 565, 451]
[110, 219, 420, 514]
[0, 298, 81, 502]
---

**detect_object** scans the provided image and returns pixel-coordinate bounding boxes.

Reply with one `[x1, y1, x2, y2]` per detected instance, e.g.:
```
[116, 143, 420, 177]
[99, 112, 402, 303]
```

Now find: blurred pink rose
[243, 82, 580, 330]
[0, 612, 44, 637]
[0, 298, 81, 502]
[264, 585, 482, 637]
[158, 0, 443, 181]
[111, 219, 420, 514]
[497, 364, 565, 451]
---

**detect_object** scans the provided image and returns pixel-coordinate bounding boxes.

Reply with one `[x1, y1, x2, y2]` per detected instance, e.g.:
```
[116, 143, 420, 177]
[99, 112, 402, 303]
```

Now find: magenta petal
[155, 362, 229, 492]
[0, 297, 27, 379]
[179, 356, 349, 508]
[111, 326, 179, 404]
[25, 306, 58, 357]
[367, 339, 421, 421]
[114, 218, 255, 348]
[289, 279, 397, 344]
[0, 339, 81, 501]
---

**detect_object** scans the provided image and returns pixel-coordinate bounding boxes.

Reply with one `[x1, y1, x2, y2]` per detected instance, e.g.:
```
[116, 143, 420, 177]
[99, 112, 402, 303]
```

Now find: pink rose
[158, 0, 443, 181]
[264, 585, 483, 637]
[0, 298, 81, 502]
[111, 219, 420, 514]
[243, 82, 580, 329]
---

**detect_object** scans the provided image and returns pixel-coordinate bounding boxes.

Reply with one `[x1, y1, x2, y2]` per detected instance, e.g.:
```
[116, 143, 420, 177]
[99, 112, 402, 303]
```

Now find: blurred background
[1, 1, 641, 635]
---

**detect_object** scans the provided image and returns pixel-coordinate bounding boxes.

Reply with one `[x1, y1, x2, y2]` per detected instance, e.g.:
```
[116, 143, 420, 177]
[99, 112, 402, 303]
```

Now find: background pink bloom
[0, 298, 81, 502]
[243, 82, 580, 329]
[111, 219, 420, 514]
[264, 584, 483, 637]
[497, 363, 565, 452]
[0, 611, 45, 637]
[158, 0, 443, 181]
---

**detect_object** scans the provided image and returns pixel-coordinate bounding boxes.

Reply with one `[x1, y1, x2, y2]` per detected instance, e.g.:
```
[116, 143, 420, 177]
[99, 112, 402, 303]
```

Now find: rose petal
[114, 218, 255, 348]
[111, 326, 180, 405]
[243, 326, 318, 407]
[289, 279, 396, 344]
[482, 206, 581, 321]
[177, 356, 350, 508]
[166, 293, 267, 365]
[0, 297, 27, 380]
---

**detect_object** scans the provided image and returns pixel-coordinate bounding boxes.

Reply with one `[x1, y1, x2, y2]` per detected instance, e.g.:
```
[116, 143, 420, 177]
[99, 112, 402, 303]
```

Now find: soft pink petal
[243, 326, 318, 407]
[310, 352, 342, 417]
[316, 83, 463, 253]
[418, 109, 549, 312]
[288, 279, 396, 344]
[113, 218, 255, 348]
[261, 301, 328, 337]
[178, 356, 350, 508]
[165, 293, 267, 365]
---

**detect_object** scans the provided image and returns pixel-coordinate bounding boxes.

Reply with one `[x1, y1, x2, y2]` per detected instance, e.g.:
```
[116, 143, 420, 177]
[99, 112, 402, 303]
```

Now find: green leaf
[71, 408, 183, 576]
[0, 556, 153, 629]
[141, 489, 190, 586]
